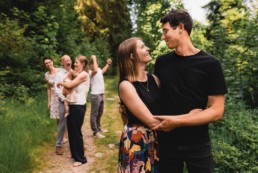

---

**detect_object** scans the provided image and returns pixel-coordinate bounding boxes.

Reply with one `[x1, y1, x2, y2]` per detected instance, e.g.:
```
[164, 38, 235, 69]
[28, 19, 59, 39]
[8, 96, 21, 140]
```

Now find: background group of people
[43, 54, 112, 167]
[44, 9, 227, 173]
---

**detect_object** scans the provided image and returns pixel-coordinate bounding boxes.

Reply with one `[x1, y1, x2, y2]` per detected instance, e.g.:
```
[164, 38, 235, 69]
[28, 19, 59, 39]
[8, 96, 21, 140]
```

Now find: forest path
[35, 111, 96, 173]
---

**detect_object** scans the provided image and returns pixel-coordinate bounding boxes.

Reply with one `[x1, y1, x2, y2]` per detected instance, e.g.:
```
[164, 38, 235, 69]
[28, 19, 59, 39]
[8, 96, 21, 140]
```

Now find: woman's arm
[119, 80, 160, 128]
[58, 71, 88, 89]
[46, 82, 51, 109]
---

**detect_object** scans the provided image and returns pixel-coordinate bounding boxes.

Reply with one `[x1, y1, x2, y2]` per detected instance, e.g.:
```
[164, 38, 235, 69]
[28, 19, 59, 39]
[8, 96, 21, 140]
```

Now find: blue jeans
[159, 142, 214, 173]
[90, 94, 104, 135]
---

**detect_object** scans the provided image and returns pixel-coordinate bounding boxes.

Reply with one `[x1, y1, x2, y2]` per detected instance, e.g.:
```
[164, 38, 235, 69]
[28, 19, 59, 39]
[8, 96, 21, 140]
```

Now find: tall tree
[76, 0, 132, 73]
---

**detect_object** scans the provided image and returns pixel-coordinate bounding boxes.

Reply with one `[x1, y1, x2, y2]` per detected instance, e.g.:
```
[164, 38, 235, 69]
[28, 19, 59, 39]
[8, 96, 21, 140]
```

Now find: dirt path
[36, 112, 96, 173]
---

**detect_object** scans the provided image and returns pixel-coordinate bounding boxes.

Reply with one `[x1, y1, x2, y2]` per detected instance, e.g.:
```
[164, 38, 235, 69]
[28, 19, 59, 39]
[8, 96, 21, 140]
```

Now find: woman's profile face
[135, 40, 152, 63]
[74, 58, 84, 71]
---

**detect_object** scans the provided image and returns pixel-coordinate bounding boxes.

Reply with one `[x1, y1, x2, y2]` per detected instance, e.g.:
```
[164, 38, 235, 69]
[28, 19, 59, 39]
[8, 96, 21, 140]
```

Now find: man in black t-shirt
[153, 9, 228, 173]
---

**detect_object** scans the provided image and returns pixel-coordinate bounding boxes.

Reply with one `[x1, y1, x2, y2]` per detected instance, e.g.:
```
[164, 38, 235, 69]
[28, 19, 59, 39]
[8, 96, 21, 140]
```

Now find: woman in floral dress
[43, 57, 61, 119]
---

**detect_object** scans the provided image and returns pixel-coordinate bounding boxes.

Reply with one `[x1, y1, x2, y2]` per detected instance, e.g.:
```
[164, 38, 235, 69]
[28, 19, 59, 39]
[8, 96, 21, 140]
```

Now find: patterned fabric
[45, 68, 61, 119]
[118, 124, 159, 173]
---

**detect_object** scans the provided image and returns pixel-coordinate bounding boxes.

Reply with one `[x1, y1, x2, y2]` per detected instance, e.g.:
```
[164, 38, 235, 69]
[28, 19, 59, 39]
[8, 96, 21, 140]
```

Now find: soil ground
[35, 113, 97, 173]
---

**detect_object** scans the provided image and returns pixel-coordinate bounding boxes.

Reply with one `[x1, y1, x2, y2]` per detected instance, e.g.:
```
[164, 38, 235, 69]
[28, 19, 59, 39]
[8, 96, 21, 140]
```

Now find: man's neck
[64, 67, 72, 72]
[175, 38, 199, 56]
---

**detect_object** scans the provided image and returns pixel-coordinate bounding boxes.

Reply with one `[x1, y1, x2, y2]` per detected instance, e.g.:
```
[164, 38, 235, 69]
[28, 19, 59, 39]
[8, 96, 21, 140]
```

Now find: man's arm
[90, 55, 98, 76]
[153, 95, 225, 132]
[101, 58, 112, 74]
[54, 72, 66, 101]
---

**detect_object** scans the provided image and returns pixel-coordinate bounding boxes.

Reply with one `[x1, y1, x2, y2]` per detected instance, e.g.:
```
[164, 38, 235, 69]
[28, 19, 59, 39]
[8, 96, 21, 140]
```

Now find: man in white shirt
[54, 54, 72, 154]
[89, 55, 112, 138]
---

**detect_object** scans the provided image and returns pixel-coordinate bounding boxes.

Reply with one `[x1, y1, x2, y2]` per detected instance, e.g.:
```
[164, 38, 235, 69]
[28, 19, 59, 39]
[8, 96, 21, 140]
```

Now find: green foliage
[0, 93, 56, 173]
[0, 14, 34, 68]
[131, 0, 173, 51]
[210, 99, 258, 172]
[0, 14, 43, 101]
[191, 21, 212, 51]
[131, 0, 183, 72]
[205, 0, 258, 107]
[76, 0, 132, 73]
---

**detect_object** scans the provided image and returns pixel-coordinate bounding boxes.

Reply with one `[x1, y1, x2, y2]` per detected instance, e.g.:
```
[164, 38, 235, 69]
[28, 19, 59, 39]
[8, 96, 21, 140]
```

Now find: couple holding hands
[117, 9, 227, 173]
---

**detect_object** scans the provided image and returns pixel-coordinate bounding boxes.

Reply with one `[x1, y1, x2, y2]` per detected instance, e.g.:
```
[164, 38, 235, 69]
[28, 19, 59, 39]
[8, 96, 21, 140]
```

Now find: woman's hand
[149, 118, 161, 129]
[152, 116, 176, 132]
[57, 82, 62, 88]
[152, 109, 202, 132]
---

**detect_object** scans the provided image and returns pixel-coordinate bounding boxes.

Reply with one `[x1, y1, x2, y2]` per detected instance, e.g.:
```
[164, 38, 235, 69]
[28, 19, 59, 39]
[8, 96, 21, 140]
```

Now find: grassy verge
[87, 76, 123, 172]
[0, 93, 56, 173]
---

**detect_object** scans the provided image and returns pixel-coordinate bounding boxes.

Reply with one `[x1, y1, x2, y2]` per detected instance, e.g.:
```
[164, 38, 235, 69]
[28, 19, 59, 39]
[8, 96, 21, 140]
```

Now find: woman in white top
[57, 55, 90, 167]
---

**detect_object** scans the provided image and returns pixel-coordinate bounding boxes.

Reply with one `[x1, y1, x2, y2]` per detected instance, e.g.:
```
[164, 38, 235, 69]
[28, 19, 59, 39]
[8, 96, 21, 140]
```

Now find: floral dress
[45, 68, 61, 119]
[118, 74, 160, 173]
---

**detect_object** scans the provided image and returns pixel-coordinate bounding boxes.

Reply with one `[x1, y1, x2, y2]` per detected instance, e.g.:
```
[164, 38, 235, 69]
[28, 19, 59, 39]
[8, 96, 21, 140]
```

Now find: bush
[210, 99, 258, 172]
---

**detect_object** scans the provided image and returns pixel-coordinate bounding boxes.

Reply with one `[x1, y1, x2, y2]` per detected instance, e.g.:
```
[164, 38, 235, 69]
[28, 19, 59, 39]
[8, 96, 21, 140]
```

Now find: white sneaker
[100, 129, 108, 133]
[95, 132, 105, 138]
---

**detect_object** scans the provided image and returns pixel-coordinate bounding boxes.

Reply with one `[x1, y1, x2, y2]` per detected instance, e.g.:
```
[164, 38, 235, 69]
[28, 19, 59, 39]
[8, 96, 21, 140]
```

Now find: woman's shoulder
[45, 71, 49, 76]
[119, 80, 134, 90]
[77, 71, 89, 79]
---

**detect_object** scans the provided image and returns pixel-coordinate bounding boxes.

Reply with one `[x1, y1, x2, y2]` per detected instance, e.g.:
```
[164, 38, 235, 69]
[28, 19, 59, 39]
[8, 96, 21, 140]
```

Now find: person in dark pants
[57, 55, 90, 167]
[153, 9, 228, 173]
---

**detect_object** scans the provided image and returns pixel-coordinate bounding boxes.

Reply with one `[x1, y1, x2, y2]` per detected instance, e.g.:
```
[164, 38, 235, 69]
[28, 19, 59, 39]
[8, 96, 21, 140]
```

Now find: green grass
[87, 76, 123, 172]
[0, 76, 122, 173]
[0, 93, 56, 173]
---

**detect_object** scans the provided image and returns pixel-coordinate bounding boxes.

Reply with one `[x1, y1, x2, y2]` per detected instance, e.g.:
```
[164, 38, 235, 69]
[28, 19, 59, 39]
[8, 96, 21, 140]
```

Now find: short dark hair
[160, 9, 193, 35]
[43, 56, 52, 64]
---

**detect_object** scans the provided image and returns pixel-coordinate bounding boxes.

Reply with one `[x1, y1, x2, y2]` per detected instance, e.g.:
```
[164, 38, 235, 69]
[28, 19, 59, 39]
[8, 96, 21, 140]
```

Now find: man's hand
[91, 55, 97, 61]
[107, 58, 112, 65]
[152, 116, 177, 132]
[152, 109, 202, 132]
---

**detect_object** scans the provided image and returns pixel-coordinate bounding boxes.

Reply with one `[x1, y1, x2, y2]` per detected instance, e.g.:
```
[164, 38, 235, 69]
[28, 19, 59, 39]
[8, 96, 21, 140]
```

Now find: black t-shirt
[154, 50, 228, 146]
[120, 74, 160, 126]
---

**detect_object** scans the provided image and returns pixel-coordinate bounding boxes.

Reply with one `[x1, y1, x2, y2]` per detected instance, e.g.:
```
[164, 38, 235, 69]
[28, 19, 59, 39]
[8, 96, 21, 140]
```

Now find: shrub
[210, 99, 258, 172]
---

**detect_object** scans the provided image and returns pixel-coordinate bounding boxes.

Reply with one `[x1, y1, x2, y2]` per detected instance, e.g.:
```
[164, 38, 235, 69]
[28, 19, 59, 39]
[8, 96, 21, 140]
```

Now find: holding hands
[152, 109, 202, 132]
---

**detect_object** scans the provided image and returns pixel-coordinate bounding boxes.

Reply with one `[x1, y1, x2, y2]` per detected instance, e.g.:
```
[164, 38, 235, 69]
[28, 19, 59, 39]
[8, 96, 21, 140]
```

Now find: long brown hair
[117, 37, 141, 83]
